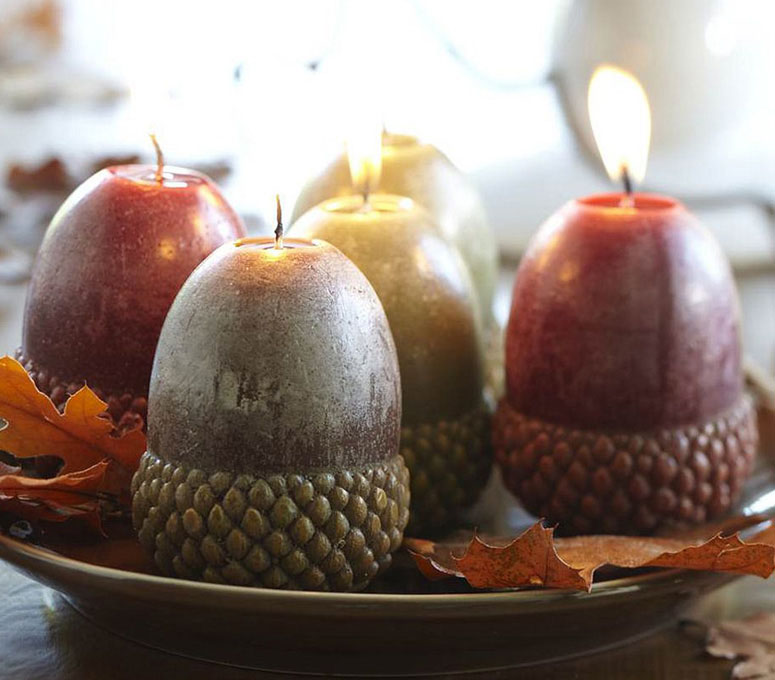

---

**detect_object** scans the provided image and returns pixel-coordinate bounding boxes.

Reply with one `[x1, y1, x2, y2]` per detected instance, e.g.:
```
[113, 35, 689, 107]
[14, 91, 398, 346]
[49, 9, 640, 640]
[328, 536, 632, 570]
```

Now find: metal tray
[3, 463, 774, 676]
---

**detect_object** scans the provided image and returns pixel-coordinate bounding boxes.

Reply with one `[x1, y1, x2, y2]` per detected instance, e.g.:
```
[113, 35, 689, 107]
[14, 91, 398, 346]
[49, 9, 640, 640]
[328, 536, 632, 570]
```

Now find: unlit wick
[150, 134, 164, 185]
[275, 194, 284, 249]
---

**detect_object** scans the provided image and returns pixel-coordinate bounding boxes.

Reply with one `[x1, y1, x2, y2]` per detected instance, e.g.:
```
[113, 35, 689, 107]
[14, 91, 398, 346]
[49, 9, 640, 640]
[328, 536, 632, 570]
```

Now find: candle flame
[588, 65, 651, 186]
[346, 119, 382, 202]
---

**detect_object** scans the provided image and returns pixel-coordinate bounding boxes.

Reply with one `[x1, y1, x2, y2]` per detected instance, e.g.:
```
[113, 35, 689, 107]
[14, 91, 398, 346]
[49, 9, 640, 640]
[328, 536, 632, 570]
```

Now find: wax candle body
[291, 133, 498, 322]
[506, 194, 741, 429]
[292, 195, 491, 533]
[133, 237, 409, 592]
[293, 195, 482, 424]
[495, 193, 757, 534]
[20, 165, 245, 426]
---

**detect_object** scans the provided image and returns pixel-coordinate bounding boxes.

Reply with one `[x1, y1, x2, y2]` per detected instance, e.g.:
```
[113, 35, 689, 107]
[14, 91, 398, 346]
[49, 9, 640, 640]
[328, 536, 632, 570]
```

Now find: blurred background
[0, 0, 774, 364]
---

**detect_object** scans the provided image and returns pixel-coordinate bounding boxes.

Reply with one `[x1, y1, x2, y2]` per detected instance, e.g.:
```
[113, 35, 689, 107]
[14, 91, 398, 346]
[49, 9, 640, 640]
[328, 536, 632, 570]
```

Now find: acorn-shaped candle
[292, 134, 491, 535]
[291, 131, 498, 325]
[132, 202, 409, 591]
[493, 67, 757, 535]
[18, 137, 245, 431]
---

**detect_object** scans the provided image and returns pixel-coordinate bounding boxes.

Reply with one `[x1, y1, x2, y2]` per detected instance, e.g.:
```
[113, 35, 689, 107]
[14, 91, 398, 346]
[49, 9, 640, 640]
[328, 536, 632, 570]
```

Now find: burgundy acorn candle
[493, 66, 757, 535]
[17, 137, 246, 430]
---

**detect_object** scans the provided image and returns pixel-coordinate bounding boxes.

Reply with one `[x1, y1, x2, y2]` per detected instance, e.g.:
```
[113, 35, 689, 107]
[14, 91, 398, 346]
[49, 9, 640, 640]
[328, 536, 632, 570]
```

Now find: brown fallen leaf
[0, 356, 145, 482]
[0, 461, 110, 533]
[705, 612, 775, 679]
[406, 517, 775, 591]
[0, 356, 146, 531]
[458, 524, 588, 589]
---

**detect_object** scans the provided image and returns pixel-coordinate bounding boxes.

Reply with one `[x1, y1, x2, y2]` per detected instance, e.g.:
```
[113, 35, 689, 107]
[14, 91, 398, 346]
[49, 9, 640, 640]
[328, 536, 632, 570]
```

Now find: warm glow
[588, 65, 651, 185]
[157, 238, 177, 261]
[129, 80, 171, 140]
[346, 119, 383, 200]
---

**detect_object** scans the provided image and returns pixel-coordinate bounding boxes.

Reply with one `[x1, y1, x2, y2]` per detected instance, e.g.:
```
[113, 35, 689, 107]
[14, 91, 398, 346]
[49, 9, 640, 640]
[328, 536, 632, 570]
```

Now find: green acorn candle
[292, 140, 491, 535]
[291, 131, 498, 326]
[132, 204, 409, 591]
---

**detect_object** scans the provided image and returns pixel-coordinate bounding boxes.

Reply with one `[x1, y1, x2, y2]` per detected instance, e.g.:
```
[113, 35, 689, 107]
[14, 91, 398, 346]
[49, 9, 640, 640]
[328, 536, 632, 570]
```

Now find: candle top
[320, 193, 417, 215]
[577, 193, 681, 212]
[233, 236, 317, 251]
[108, 164, 213, 189]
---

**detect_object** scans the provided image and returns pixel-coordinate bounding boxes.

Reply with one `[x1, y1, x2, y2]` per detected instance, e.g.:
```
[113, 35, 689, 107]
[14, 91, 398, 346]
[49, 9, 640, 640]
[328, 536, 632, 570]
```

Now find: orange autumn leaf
[0, 461, 110, 533]
[0, 355, 145, 476]
[405, 518, 775, 591]
[458, 525, 588, 590]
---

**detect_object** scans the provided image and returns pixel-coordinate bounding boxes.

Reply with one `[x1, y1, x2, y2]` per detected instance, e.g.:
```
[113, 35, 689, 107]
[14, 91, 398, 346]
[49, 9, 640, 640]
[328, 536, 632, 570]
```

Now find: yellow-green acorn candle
[292, 137, 492, 535]
[291, 131, 498, 326]
[131, 201, 409, 591]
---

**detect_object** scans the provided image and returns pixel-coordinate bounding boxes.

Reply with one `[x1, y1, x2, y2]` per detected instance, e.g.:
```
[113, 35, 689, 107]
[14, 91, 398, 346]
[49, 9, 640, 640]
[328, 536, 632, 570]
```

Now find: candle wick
[619, 164, 635, 208]
[621, 164, 633, 195]
[275, 194, 284, 249]
[362, 175, 371, 209]
[150, 133, 164, 184]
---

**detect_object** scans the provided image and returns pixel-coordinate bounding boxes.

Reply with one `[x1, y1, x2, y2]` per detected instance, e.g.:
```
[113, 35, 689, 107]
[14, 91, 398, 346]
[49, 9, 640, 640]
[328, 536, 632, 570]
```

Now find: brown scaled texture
[493, 396, 757, 535]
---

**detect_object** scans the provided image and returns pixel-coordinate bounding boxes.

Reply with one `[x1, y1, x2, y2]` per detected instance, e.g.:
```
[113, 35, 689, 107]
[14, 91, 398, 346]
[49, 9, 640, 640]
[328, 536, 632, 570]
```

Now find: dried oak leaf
[0, 356, 146, 530]
[458, 524, 588, 589]
[0, 355, 145, 482]
[705, 612, 775, 679]
[0, 461, 109, 533]
[406, 518, 775, 591]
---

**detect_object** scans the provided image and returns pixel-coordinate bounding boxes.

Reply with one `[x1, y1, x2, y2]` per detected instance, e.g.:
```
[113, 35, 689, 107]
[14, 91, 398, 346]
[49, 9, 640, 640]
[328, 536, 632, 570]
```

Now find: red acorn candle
[17, 137, 246, 431]
[493, 67, 757, 535]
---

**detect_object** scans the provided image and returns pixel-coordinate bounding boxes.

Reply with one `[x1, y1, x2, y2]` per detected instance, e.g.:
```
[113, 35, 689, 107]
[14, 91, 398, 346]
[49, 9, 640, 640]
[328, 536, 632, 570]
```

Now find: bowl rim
[0, 530, 711, 610]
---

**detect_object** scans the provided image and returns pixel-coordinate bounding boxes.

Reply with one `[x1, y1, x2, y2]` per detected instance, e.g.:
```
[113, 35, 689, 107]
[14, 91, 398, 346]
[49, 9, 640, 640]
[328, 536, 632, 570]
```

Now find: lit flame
[346, 119, 383, 201]
[129, 79, 171, 140]
[588, 65, 651, 186]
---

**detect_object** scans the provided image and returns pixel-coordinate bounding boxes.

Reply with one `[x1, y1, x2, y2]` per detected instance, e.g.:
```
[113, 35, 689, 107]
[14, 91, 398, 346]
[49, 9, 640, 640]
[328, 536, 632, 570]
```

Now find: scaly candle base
[494, 394, 757, 535]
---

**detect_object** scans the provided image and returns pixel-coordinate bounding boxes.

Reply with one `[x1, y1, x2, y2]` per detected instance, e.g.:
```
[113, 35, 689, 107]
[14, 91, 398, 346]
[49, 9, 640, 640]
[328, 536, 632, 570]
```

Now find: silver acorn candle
[292, 139, 491, 536]
[132, 202, 409, 591]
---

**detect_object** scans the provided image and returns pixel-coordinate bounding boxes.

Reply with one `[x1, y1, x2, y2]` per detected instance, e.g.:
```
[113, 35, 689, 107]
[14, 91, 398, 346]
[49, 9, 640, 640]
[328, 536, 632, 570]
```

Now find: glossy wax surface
[506, 194, 742, 430]
[22, 165, 245, 395]
[291, 133, 498, 321]
[292, 195, 483, 424]
[148, 238, 401, 472]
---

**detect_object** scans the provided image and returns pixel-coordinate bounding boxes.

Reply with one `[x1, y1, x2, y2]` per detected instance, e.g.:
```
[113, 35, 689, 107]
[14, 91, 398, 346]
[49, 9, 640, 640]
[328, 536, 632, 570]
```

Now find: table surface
[1, 267, 775, 680]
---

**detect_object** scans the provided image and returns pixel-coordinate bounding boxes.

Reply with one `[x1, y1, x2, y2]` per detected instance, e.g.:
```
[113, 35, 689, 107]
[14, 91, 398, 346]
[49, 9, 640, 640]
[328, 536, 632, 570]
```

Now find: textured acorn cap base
[16, 349, 147, 432]
[401, 402, 492, 536]
[493, 395, 757, 535]
[130, 452, 410, 592]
